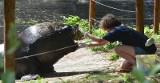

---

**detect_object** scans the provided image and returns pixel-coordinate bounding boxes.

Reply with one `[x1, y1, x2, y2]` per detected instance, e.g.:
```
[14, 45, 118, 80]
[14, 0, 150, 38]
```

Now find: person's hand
[78, 43, 87, 48]
[78, 27, 88, 36]
[145, 38, 155, 47]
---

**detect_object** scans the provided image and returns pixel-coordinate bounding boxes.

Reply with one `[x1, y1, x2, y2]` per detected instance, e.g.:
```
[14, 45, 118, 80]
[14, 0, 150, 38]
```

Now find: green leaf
[2, 70, 15, 83]
[132, 66, 146, 82]
[149, 64, 160, 75]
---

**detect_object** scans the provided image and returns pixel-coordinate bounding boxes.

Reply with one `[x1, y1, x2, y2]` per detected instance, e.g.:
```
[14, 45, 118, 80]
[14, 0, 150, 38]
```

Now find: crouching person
[78, 13, 157, 72]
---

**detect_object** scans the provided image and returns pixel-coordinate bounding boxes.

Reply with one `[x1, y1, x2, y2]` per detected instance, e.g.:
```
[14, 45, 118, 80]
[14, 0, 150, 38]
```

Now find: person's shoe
[145, 38, 155, 47]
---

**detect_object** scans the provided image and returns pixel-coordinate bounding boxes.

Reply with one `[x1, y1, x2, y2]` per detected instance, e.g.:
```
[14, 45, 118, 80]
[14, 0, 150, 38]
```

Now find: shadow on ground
[44, 70, 102, 78]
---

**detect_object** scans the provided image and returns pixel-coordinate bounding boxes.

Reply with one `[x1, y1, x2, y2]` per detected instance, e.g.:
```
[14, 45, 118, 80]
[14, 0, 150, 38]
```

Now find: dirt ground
[16, 48, 125, 83]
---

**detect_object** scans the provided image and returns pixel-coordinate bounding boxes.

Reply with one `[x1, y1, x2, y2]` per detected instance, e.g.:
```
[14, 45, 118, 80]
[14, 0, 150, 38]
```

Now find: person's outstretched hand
[78, 43, 87, 48]
[78, 27, 88, 36]
[145, 38, 155, 47]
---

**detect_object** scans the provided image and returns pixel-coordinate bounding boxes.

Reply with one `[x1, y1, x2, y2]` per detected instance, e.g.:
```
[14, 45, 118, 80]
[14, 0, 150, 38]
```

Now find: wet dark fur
[14, 22, 78, 79]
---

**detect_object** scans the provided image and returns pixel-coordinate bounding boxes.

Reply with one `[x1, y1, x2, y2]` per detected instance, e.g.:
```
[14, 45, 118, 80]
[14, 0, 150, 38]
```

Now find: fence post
[4, 0, 15, 80]
[154, 0, 160, 34]
[159, 0, 160, 22]
[136, 0, 144, 34]
[89, 0, 95, 33]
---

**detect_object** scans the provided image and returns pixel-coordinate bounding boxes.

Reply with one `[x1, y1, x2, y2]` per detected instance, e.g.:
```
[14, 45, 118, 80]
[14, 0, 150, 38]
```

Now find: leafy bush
[62, 15, 88, 31]
[62, 15, 89, 40]
[143, 26, 160, 42]
[132, 64, 160, 83]
[108, 53, 119, 60]
[144, 26, 154, 37]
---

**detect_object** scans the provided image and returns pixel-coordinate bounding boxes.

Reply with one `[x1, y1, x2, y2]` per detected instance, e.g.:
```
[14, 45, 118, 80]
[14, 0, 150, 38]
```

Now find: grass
[63, 71, 135, 83]
[108, 53, 120, 60]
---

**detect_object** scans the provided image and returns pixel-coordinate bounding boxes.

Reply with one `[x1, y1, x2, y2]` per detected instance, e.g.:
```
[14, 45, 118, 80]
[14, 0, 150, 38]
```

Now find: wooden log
[89, 0, 95, 33]
[4, 0, 15, 75]
[153, 0, 160, 34]
[136, 0, 144, 34]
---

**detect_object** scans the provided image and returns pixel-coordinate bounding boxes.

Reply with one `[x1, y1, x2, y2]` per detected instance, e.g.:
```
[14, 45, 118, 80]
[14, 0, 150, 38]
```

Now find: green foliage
[85, 71, 134, 82]
[150, 34, 160, 42]
[85, 72, 114, 81]
[120, 73, 132, 79]
[132, 67, 146, 82]
[87, 28, 114, 51]
[127, 25, 160, 42]
[0, 59, 3, 79]
[62, 15, 89, 40]
[132, 64, 160, 83]
[108, 53, 119, 60]
[87, 28, 118, 51]
[7, 23, 20, 54]
[88, 44, 115, 51]
[88, 42, 118, 51]
[144, 26, 160, 42]
[144, 26, 154, 37]
[92, 28, 106, 37]
[149, 64, 160, 75]
[62, 15, 88, 31]
[24, 77, 45, 83]
[2, 70, 15, 83]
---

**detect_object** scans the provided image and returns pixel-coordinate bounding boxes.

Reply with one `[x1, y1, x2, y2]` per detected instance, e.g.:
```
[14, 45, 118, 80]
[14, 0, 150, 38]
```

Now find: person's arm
[78, 27, 109, 48]
[85, 33, 109, 47]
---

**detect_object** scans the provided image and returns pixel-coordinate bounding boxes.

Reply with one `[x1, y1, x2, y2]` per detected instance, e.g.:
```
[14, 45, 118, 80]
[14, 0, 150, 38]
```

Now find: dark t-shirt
[102, 25, 157, 54]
